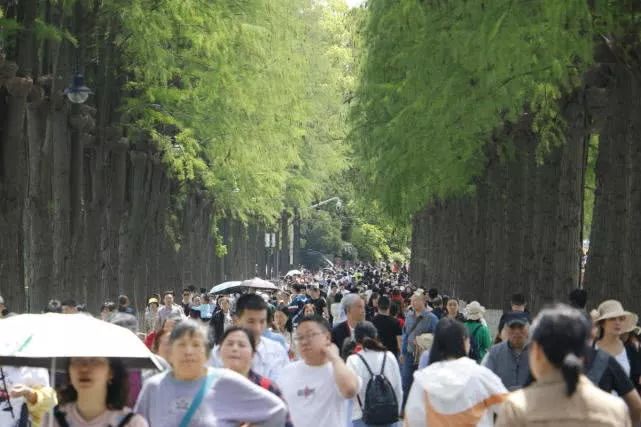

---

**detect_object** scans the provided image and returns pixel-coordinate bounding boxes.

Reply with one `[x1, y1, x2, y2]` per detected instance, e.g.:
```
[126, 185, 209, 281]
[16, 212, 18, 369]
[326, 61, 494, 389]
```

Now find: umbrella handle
[48, 358, 56, 427]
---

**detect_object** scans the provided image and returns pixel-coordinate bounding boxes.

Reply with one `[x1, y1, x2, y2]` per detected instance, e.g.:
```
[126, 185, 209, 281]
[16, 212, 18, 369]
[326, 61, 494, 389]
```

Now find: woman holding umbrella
[43, 357, 148, 427]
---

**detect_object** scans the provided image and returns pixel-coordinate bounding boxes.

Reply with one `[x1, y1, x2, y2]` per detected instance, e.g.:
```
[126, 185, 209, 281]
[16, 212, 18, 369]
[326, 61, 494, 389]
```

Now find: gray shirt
[402, 309, 438, 354]
[482, 341, 530, 391]
[135, 367, 287, 427]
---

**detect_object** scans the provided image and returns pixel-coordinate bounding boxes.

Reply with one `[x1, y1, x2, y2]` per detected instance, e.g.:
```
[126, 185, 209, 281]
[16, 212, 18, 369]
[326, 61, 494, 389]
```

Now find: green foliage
[301, 210, 344, 255]
[351, 0, 594, 218]
[583, 134, 599, 238]
[108, 0, 355, 223]
[351, 223, 392, 262]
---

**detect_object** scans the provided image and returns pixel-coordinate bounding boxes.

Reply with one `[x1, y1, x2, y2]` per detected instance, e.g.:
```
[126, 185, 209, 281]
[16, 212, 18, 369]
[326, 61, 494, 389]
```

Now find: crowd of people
[1, 265, 641, 426]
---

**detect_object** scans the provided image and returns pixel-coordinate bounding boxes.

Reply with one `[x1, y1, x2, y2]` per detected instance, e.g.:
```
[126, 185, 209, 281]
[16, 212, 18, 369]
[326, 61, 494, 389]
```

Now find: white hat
[465, 301, 485, 321]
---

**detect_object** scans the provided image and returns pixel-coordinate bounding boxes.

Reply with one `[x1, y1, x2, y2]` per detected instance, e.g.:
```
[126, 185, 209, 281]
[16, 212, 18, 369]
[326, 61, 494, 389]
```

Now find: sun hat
[147, 297, 159, 305]
[596, 300, 638, 332]
[465, 301, 485, 321]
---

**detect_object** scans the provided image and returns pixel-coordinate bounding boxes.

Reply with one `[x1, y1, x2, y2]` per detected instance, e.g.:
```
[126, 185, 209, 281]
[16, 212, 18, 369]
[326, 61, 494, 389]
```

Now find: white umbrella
[239, 277, 279, 292]
[209, 280, 243, 295]
[285, 269, 303, 277]
[0, 313, 160, 371]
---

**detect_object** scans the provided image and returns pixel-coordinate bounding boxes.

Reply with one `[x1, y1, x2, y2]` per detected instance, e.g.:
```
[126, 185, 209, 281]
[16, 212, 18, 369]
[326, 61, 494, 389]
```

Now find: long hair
[59, 358, 129, 409]
[428, 318, 468, 365]
[531, 304, 589, 396]
[354, 321, 387, 352]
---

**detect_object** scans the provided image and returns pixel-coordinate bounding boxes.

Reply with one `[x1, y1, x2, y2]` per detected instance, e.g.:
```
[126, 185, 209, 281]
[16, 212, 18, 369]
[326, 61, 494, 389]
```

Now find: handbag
[178, 370, 218, 427]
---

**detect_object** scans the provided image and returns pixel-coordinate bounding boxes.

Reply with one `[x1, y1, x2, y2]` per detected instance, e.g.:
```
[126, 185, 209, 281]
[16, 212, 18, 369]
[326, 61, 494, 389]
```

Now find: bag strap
[379, 352, 387, 375]
[356, 352, 375, 377]
[53, 406, 70, 427]
[407, 315, 425, 336]
[178, 371, 217, 427]
[116, 412, 135, 427]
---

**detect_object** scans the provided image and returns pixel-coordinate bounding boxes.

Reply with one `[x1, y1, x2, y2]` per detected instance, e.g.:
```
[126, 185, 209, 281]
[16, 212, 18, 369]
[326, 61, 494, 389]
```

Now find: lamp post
[64, 73, 92, 104]
[309, 196, 342, 210]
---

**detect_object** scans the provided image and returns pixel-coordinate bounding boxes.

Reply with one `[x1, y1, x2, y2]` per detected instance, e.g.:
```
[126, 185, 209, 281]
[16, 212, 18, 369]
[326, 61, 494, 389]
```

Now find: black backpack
[356, 352, 399, 425]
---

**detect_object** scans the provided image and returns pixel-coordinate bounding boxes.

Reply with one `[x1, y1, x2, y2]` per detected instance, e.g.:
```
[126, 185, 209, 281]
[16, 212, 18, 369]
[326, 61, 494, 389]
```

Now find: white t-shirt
[346, 350, 403, 421]
[277, 361, 355, 427]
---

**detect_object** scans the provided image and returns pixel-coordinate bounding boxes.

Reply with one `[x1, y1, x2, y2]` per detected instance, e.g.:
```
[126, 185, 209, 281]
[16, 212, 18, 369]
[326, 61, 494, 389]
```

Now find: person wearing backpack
[346, 321, 402, 427]
[463, 301, 492, 363]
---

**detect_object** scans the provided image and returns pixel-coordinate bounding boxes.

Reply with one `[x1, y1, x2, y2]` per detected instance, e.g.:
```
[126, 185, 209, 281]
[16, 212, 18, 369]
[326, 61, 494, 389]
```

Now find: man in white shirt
[277, 315, 360, 427]
[210, 293, 289, 380]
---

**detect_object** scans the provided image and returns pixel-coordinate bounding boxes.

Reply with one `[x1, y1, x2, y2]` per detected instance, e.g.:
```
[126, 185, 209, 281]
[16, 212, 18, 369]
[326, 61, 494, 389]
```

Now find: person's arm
[323, 342, 360, 398]
[11, 384, 57, 426]
[495, 398, 526, 427]
[388, 352, 403, 414]
[622, 389, 641, 425]
[213, 370, 287, 427]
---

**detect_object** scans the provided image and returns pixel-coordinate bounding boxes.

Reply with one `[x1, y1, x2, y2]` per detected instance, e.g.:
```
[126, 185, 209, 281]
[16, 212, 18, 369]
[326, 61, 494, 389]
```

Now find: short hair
[378, 295, 391, 311]
[118, 295, 129, 306]
[169, 319, 210, 357]
[298, 314, 331, 333]
[428, 288, 439, 299]
[219, 326, 257, 354]
[162, 291, 174, 298]
[60, 358, 128, 409]
[235, 293, 268, 317]
[61, 299, 77, 307]
[342, 293, 362, 315]
[511, 293, 526, 306]
[568, 288, 587, 309]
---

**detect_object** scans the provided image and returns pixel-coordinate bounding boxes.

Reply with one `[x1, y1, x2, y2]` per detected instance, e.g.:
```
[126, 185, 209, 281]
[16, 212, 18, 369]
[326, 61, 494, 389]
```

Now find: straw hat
[465, 301, 485, 321]
[595, 300, 638, 332]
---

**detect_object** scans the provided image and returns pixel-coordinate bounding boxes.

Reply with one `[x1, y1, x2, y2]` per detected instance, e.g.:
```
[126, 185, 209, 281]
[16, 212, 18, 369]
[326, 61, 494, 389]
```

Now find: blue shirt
[402, 309, 438, 354]
[263, 330, 288, 350]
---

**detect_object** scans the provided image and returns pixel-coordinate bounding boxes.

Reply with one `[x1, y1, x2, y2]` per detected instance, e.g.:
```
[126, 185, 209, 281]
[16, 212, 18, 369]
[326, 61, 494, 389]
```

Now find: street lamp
[310, 197, 342, 210]
[64, 73, 92, 104]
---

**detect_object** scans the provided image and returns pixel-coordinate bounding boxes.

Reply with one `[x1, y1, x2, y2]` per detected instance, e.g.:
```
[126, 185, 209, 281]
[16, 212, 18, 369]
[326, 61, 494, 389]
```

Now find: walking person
[404, 318, 508, 427]
[593, 300, 638, 379]
[332, 294, 366, 352]
[43, 358, 148, 427]
[464, 301, 492, 363]
[372, 295, 403, 358]
[277, 315, 360, 427]
[445, 298, 465, 322]
[496, 304, 632, 427]
[209, 296, 233, 345]
[400, 291, 438, 406]
[218, 327, 294, 427]
[346, 321, 402, 427]
[135, 320, 287, 426]
[209, 294, 289, 380]
[482, 311, 531, 391]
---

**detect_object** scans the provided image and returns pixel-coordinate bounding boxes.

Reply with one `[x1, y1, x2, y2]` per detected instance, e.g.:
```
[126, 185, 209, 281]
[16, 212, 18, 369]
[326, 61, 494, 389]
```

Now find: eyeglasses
[293, 332, 323, 343]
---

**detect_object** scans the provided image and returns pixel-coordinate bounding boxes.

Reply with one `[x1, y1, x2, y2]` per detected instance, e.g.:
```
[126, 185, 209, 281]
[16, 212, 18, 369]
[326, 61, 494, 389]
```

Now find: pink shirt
[43, 403, 149, 427]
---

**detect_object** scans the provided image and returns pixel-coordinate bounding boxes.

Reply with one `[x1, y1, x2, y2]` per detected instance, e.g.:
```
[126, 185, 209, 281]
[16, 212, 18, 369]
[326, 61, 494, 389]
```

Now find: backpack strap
[116, 412, 135, 427]
[356, 352, 375, 377]
[379, 352, 387, 375]
[53, 406, 70, 427]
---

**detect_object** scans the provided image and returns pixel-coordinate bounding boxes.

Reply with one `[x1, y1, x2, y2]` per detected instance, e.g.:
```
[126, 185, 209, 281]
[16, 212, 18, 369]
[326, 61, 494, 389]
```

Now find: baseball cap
[504, 311, 530, 326]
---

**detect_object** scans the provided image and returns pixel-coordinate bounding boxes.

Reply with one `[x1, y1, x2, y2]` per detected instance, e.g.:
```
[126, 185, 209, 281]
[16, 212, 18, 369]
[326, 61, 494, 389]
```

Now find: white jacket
[404, 357, 507, 427]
